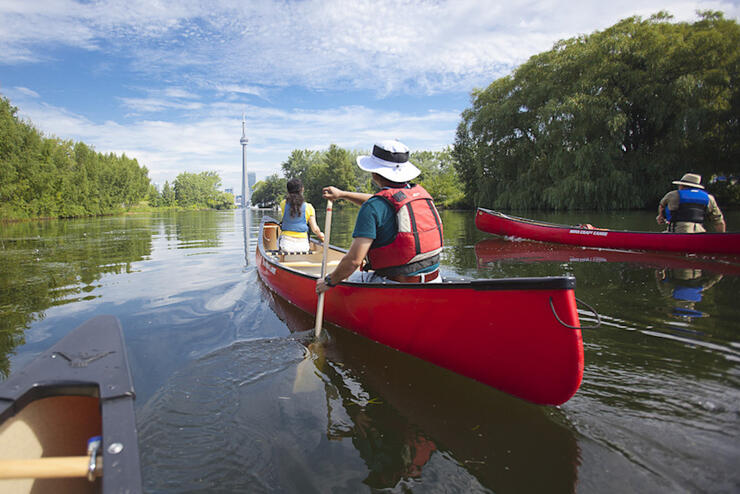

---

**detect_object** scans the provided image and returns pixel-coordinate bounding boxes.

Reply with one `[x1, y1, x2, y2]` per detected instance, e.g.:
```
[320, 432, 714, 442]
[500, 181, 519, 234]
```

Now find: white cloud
[14, 86, 39, 98]
[2, 1, 737, 92]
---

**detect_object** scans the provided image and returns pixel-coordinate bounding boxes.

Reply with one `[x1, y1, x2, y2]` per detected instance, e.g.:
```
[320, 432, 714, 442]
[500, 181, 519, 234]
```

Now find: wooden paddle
[314, 200, 333, 338]
[0, 456, 101, 479]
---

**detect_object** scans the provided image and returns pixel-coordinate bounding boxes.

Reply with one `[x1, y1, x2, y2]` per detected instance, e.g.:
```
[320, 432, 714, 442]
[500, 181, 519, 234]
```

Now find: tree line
[147, 172, 234, 210]
[251, 144, 466, 209]
[0, 96, 234, 220]
[1, 97, 150, 219]
[453, 11, 739, 210]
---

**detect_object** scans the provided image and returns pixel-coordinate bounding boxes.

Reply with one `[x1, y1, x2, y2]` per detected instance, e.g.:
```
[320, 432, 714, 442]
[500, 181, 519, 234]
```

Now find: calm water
[1, 209, 739, 493]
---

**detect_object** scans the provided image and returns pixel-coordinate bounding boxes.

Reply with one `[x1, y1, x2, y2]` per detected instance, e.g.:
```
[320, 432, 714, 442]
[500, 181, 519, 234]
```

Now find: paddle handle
[0, 456, 101, 479]
[314, 200, 333, 338]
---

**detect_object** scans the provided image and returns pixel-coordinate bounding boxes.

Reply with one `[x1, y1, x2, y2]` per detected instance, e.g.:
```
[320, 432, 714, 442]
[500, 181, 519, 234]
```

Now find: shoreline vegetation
[2, 11, 738, 223]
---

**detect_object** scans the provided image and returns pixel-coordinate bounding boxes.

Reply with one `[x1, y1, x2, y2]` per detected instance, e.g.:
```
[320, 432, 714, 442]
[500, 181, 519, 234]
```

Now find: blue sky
[1, 1, 738, 193]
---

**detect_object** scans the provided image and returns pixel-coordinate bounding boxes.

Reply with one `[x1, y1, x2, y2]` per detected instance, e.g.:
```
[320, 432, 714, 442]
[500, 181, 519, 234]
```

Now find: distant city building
[225, 188, 234, 195]
[248, 172, 256, 190]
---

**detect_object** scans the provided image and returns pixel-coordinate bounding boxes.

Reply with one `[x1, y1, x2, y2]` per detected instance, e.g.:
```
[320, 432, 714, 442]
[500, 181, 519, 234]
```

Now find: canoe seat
[282, 260, 340, 268]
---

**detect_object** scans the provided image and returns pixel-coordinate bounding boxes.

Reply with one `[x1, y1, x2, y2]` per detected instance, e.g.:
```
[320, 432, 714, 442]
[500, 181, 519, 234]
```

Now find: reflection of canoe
[475, 208, 740, 254]
[474, 238, 740, 275]
[0, 316, 141, 493]
[257, 217, 584, 406]
[266, 290, 581, 492]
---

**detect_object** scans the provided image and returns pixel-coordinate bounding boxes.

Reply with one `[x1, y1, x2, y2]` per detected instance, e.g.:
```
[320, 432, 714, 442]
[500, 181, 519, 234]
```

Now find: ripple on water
[137, 336, 307, 493]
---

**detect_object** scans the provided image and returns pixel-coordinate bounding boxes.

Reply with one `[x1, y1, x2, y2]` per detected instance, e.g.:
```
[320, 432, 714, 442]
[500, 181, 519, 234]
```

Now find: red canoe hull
[257, 219, 584, 406]
[475, 208, 740, 255]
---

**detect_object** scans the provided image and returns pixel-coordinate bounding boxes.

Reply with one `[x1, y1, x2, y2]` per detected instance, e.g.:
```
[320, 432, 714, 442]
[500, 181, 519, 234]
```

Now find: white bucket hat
[672, 173, 704, 189]
[356, 140, 420, 183]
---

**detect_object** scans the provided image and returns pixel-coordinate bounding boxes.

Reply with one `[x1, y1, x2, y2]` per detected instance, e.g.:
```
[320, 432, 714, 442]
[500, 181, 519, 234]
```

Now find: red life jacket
[365, 184, 444, 276]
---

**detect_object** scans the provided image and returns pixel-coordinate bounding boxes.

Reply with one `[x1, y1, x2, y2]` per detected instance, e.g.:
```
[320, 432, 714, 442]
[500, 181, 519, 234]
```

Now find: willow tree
[454, 11, 740, 210]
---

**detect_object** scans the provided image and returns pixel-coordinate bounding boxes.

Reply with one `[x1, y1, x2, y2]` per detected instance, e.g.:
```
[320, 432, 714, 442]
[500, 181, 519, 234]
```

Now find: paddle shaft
[314, 200, 333, 338]
[0, 456, 101, 479]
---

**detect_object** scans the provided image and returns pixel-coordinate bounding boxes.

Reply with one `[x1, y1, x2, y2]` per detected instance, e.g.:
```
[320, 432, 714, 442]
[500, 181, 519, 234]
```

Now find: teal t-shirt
[353, 194, 439, 275]
[352, 196, 396, 247]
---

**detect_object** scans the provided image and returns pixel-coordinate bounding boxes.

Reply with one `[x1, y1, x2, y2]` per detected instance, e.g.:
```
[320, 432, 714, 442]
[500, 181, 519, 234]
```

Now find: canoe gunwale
[258, 216, 577, 291]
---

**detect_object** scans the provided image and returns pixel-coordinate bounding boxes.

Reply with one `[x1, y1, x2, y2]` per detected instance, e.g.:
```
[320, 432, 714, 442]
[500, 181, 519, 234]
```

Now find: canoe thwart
[282, 260, 340, 267]
[0, 456, 102, 480]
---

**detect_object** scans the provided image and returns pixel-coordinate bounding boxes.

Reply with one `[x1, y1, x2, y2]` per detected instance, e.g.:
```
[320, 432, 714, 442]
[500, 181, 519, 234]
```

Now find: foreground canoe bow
[257, 217, 584, 406]
[0, 315, 141, 493]
[475, 207, 740, 255]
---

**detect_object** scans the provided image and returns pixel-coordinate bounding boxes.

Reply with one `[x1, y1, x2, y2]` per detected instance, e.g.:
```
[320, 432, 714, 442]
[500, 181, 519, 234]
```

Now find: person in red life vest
[316, 140, 444, 294]
[656, 173, 726, 233]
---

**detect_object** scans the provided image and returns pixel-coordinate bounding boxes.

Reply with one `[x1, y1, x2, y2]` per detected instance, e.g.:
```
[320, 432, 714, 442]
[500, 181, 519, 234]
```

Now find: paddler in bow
[656, 173, 726, 233]
[316, 139, 444, 294]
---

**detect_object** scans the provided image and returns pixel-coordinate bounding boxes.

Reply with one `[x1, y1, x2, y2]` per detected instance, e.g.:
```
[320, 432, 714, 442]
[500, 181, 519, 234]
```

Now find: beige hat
[672, 173, 704, 189]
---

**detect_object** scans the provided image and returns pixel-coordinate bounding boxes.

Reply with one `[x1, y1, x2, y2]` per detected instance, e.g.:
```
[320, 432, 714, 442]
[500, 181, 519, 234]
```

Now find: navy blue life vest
[666, 188, 709, 224]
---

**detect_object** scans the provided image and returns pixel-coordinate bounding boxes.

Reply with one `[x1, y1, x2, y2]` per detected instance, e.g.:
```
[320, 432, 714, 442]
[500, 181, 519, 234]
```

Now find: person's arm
[706, 197, 726, 232]
[656, 196, 668, 224]
[656, 192, 673, 225]
[656, 205, 667, 224]
[308, 214, 324, 241]
[323, 186, 372, 207]
[316, 237, 373, 293]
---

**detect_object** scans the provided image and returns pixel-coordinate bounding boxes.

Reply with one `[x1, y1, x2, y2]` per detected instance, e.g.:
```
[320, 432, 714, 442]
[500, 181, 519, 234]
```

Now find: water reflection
[241, 208, 251, 267]
[173, 211, 226, 249]
[474, 238, 740, 275]
[265, 280, 581, 492]
[655, 268, 723, 320]
[0, 216, 153, 376]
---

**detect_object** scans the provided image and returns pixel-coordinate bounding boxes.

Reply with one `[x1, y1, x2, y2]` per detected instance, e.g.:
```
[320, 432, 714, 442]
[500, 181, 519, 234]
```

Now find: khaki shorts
[667, 222, 706, 233]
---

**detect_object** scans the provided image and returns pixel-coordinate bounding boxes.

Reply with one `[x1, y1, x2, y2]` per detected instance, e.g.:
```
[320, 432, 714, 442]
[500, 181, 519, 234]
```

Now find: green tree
[161, 181, 176, 207]
[412, 148, 467, 208]
[281, 149, 320, 184]
[302, 144, 359, 207]
[454, 11, 740, 210]
[251, 174, 287, 207]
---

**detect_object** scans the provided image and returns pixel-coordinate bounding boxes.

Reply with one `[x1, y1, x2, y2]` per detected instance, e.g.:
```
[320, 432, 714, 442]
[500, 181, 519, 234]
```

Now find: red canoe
[475, 208, 740, 255]
[257, 218, 584, 406]
[474, 239, 740, 275]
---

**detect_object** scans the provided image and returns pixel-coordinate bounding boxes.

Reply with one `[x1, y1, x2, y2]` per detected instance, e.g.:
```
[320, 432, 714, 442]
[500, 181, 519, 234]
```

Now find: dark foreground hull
[0, 315, 141, 493]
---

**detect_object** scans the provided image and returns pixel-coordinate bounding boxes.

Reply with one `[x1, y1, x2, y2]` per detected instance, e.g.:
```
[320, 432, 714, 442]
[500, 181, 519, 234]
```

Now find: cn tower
[240, 114, 249, 208]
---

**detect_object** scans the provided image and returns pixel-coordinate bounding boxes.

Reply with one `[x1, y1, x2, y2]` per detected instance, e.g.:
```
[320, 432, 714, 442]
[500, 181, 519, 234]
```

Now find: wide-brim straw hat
[356, 140, 420, 183]
[672, 173, 704, 189]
